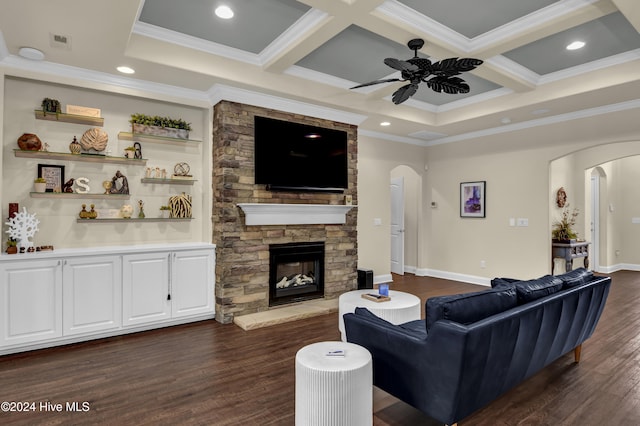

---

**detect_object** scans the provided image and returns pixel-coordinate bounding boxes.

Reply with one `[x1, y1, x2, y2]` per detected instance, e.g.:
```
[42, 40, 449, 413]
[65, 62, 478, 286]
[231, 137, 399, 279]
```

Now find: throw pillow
[513, 275, 564, 303]
[425, 287, 517, 332]
[557, 267, 594, 289]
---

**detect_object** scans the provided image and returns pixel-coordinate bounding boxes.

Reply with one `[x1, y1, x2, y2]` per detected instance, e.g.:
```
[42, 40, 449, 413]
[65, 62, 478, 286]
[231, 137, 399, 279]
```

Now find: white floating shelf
[237, 203, 355, 226]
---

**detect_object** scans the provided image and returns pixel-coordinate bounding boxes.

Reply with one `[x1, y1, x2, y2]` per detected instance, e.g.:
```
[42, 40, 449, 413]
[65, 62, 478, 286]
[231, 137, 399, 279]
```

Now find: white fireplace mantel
[237, 203, 355, 226]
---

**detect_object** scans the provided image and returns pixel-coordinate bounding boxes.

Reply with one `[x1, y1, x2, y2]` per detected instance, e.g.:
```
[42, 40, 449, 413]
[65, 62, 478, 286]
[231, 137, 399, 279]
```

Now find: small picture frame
[460, 181, 486, 218]
[38, 164, 65, 193]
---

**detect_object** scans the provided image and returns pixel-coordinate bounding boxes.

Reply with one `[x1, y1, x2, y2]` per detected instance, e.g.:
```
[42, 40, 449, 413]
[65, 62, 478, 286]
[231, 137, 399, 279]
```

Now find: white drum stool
[295, 341, 372, 426]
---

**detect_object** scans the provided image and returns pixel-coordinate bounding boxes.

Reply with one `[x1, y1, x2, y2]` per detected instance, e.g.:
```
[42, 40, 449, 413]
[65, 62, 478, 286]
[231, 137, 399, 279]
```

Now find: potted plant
[5, 238, 17, 254]
[552, 205, 579, 243]
[124, 146, 137, 158]
[159, 205, 170, 218]
[34, 177, 47, 193]
[129, 113, 192, 139]
[41, 97, 61, 116]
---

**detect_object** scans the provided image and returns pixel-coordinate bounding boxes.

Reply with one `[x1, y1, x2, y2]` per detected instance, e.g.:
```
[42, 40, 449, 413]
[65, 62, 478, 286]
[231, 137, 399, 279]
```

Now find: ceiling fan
[350, 38, 483, 105]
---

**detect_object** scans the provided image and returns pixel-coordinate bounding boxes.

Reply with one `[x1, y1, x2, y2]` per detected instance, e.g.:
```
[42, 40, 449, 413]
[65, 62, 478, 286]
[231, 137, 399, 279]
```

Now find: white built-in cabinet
[122, 249, 214, 326]
[0, 259, 63, 346]
[0, 243, 215, 355]
[63, 255, 122, 336]
[123, 252, 171, 326]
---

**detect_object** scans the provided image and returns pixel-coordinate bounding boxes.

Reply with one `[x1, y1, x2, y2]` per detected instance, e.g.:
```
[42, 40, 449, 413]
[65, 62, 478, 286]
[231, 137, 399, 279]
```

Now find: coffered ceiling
[0, 0, 639, 145]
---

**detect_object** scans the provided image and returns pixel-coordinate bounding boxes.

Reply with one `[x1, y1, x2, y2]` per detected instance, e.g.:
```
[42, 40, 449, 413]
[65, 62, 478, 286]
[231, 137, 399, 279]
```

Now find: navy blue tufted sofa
[343, 269, 610, 425]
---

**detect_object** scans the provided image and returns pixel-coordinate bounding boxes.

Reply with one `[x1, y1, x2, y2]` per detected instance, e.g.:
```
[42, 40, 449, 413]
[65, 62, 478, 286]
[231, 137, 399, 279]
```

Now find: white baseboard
[598, 263, 640, 273]
[414, 268, 491, 287]
[374, 274, 393, 285]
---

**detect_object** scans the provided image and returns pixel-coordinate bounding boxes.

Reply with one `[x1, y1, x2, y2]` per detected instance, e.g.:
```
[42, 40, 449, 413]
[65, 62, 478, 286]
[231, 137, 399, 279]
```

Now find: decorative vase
[124, 150, 135, 159]
[69, 136, 82, 154]
[5, 246, 17, 254]
[169, 192, 192, 218]
[34, 182, 47, 193]
[17, 133, 43, 151]
[120, 204, 133, 219]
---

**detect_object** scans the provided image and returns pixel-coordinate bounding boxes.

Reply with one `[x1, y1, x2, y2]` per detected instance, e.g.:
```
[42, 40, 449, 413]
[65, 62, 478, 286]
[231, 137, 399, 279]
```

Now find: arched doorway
[390, 165, 422, 275]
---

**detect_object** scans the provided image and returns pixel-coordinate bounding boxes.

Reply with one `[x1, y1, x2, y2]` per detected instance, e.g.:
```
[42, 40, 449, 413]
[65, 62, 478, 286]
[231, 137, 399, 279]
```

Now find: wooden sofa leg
[574, 344, 582, 363]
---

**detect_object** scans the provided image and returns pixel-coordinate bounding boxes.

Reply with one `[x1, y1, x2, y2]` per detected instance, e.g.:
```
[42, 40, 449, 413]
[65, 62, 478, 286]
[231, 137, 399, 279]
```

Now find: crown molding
[133, 22, 261, 66]
[260, 9, 329, 66]
[470, 0, 604, 51]
[375, 1, 470, 52]
[425, 98, 640, 146]
[358, 129, 429, 146]
[0, 54, 210, 105]
[208, 83, 368, 126]
[284, 64, 355, 89]
[539, 49, 640, 85]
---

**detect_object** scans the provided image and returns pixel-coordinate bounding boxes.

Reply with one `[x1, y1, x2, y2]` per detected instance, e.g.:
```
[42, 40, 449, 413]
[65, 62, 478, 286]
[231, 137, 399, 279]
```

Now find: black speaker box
[357, 269, 373, 289]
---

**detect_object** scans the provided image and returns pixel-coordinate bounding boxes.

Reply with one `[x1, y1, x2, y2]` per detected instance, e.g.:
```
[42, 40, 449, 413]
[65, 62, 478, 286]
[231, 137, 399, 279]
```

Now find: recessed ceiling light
[18, 47, 45, 61]
[500, 117, 512, 125]
[566, 41, 585, 51]
[116, 66, 135, 74]
[215, 5, 234, 19]
[531, 108, 551, 115]
[380, 121, 391, 126]
[305, 133, 321, 139]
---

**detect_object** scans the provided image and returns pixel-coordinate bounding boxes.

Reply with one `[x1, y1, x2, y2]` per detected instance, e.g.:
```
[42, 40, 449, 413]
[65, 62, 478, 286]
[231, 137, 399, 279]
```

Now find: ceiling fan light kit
[350, 38, 483, 105]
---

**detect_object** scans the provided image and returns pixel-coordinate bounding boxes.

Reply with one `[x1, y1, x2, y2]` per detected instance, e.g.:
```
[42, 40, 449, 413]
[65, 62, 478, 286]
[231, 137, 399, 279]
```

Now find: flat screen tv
[254, 116, 348, 192]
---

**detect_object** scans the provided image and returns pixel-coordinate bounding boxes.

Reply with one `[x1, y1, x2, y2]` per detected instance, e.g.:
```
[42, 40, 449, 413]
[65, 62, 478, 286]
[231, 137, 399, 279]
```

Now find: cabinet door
[0, 259, 63, 346]
[171, 249, 215, 318]
[63, 256, 122, 336]
[122, 253, 171, 326]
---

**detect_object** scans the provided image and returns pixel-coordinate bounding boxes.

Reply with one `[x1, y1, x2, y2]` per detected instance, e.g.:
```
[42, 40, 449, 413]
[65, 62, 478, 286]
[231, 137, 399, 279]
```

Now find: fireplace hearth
[269, 242, 325, 306]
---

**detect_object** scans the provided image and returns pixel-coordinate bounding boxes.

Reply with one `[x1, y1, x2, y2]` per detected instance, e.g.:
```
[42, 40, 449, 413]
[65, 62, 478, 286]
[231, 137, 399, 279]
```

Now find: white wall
[357, 105, 640, 283]
[2, 75, 212, 249]
[357, 135, 426, 281]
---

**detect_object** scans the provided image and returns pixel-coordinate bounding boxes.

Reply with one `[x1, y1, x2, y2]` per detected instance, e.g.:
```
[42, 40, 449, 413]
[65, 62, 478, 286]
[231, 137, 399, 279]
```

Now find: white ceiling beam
[611, 0, 640, 32]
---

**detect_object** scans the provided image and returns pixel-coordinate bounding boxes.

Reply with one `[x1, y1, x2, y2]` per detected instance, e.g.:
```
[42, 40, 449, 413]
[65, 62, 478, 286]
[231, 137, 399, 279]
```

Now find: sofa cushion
[512, 275, 563, 303]
[352, 308, 427, 337]
[490, 277, 519, 288]
[425, 287, 517, 332]
[556, 267, 594, 289]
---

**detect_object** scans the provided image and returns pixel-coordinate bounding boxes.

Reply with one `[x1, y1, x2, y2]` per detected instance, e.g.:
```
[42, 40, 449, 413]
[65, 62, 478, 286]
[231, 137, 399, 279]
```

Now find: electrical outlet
[480, 260, 486, 268]
[516, 218, 529, 227]
[373, 218, 382, 226]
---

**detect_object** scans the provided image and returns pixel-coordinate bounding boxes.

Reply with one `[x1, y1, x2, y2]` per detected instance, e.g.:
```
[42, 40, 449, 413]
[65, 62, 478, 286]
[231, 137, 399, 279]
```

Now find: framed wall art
[460, 181, 486, 218]
[38, 164, 65, 192]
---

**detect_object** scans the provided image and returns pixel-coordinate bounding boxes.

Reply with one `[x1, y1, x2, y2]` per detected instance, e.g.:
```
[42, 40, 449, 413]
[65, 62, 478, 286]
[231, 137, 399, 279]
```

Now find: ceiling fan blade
[350, 78, 401, 89]
[430, 58, 483, 76]
[384, 58, 419, 72]
[425, 76, 470, 94]
[391, 83, 419, 104]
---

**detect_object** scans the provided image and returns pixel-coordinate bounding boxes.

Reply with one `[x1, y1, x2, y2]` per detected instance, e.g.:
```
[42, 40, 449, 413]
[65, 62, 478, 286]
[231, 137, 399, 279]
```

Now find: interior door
[390, 176, 405, 275]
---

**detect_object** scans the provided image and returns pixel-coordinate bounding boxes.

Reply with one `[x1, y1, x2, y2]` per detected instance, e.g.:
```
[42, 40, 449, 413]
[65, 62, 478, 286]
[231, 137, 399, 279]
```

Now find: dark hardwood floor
[0, 271, 637, 425]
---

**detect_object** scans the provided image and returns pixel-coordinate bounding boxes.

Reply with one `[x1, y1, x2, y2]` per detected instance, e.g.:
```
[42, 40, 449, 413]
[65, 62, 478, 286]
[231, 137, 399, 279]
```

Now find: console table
[552, 241, 590, 274]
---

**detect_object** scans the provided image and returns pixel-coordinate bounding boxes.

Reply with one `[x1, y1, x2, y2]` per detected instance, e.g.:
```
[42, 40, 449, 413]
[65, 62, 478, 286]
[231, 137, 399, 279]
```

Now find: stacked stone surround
[212, 101, 358, 324]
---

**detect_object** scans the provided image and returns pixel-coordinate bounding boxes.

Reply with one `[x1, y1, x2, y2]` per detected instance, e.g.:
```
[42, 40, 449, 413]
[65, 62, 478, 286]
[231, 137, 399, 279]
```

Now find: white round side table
[295, 341, 372, 426]
[338, 289, 421, 341]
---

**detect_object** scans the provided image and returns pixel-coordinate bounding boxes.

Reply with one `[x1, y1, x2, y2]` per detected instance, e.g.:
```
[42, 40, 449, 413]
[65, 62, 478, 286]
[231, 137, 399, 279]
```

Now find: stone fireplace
[269, 242, 325, 307]
[212, 101, 358, 323]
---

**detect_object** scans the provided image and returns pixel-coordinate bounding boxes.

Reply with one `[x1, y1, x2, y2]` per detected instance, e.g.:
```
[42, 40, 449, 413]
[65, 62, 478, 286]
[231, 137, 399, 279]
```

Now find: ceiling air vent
[49, 33, 72, 50]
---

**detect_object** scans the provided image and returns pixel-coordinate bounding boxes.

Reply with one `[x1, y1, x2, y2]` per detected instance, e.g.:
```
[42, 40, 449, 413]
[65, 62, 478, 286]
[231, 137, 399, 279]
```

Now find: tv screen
[254, 116, 348, 192]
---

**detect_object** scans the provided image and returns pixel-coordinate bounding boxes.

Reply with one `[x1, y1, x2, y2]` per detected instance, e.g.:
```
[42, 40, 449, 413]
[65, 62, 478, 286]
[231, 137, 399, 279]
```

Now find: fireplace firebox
[269, 242, 325, 306]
